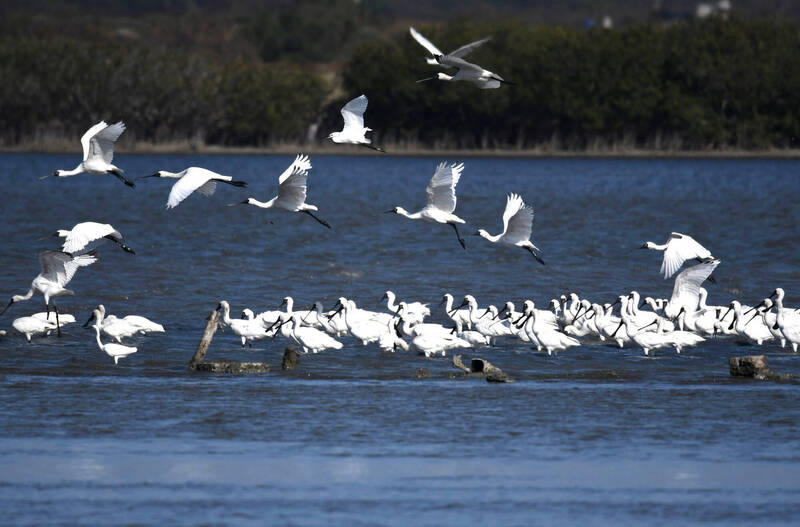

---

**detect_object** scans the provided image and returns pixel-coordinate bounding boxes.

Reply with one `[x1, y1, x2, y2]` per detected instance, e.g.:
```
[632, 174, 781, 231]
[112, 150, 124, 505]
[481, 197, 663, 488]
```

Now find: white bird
[641, 232, 714, 279]
[331, 298, 395, 346]
[408, 331, 471, 357]
[664, 258, 720, 320]
[13, 313, 76, 342]
[517, 303, 579, 355]
[141, 167, 247, 209]
[328, 95, 384, 152]
[475, 193, 545, 265]
[276, 314, 343, 354]
[238, 154, 330, 228]
[44, 121, 134, 187]
[726, 300, 773, 345]
[769, 288, 800, 352]
[387, 161, 467, 249]
[83, 305, 164, 343]
[89, 307, 137, 365]
[0, 250, 98, 334]
[383, 291, 429, 325]
[409, 26, 491, 66]
[416, 55, 508, 89]
[217, 301, 270, 348]
[55, 221, 135, 255]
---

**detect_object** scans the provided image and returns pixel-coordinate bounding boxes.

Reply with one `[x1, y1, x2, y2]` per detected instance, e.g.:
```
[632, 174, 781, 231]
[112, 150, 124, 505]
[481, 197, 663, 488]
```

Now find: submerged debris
[728, 355, 795, 382]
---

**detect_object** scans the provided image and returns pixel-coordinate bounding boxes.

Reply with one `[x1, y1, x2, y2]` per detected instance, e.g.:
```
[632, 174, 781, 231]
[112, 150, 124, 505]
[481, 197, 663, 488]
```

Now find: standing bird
[44, 121, 133, 187]
[55, 221, 135, 255]
[328, 95, 384, 152]
[0, 250, 98, 335]
[89, 307, 137, 365]
[238, 154, 330, 228]
[387, 161, 468, 249]
[140, 167, 247, 209]
[664, 258, 720, 320]
[474, 193, 545, 265]
[640, 232, 714, 279]
[409, 26, 491, 66]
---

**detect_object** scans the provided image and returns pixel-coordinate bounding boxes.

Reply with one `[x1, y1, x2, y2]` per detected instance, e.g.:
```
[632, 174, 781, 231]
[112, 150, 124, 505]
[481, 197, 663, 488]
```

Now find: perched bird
[89, 307, 137, 365]
[640, 232, 714, 279]
[44, 121, 133, 187]
[409, 26, 491, 66]
[475, 193, 545, 265]
[664, 258, 720, 320]
[387, 161, 468, 249]
[55, 221, 135, 255]
[0, 251, 98, 335]
[140, 167, 247, 209]
[238, 154, 330, 228]
[328, 95, 384, 152]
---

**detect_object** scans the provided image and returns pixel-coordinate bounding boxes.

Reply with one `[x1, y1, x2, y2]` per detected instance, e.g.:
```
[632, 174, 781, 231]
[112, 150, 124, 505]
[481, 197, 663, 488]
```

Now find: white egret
[328, 95, 384, 152]
[89, 307, 137, 365]
[55, 221, 135, 255]
[387, 161, 467, 249]
[640, 232, 714, 279]
[0, 250, 98, 335]
[44, 121, 134, 187]
[475, 193, 545, 264]
[238, 154, 330, 228]
[664, 258, 720, 320]
[140, 167, 247, 209]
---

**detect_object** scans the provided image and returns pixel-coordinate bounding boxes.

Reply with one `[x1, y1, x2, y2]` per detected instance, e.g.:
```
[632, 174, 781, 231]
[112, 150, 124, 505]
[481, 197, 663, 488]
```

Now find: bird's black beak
[380, 293, 388, 301]
[720, 305, 733, 322]
[479, 308, 490, 319]
[327, 303, 343, 320]
[82, 312, 95, 328]
[394, 321, 404, 338]
[383, 209, 396, 214]
[279, 298, 287, 308]
[743, 300, 765, 317]
[610, 297, 621, 307]
[137, 173, 160, 180]
[472, 231, 481, 236]
[39, 171, 57, 180]
[438, 296, 447, 306]
[516, 313, 532, 329]
[494, 305, 508, 320]
[773, 321, 780, 330]
[0, 298, 14, 316]
[611, 320, 624, 337]
[638, 243, 648, 249]
[769, 290, 779, 298]
[416, 76, 436, 83]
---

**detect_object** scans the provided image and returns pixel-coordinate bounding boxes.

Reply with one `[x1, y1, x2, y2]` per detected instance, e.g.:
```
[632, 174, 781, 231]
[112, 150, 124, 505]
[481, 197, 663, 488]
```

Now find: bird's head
[474, 229, 489, 238]
[138, 171, 165, 180]
[639, 242, 655, 250]
[384, 206, 405, 215]
[53, 230, 69, 238]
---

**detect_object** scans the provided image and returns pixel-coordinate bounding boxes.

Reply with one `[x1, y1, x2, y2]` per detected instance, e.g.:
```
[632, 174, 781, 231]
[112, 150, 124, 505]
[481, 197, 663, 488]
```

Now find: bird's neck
[648, 242, 668, 251]
[220, 305, 233, 325]
[479, 231, 502, 243]
[247, 197, 276, 209]
[160, 171, 185, 179]
[396, 209, 421, 219]
[93, 324, 104, 349]
[13, 288, 34, 303]
[59, 164, 85, 177]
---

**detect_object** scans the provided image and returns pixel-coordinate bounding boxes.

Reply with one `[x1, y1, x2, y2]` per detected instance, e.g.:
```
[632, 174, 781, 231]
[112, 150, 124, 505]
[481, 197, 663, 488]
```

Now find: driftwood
[189, 307, 270, 374]
[729, 355, 795, 382]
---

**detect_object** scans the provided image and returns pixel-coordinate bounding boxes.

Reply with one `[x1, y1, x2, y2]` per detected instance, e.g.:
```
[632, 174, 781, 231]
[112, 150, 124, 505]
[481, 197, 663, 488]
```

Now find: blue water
[1, 153, 799, 525]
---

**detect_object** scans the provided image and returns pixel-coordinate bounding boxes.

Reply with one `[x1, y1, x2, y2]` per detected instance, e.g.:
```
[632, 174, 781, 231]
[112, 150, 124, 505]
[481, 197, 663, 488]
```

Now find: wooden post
[189, 308, 219, 370]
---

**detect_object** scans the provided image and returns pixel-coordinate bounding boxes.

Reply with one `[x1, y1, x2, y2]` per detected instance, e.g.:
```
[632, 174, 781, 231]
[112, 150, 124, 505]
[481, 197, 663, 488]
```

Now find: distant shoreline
[3, 143, 800, 158]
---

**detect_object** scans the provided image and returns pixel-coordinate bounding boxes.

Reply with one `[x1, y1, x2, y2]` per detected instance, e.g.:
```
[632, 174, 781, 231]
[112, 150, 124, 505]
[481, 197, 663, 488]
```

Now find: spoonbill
[238, 154, 330, 228]
[0, 250, 98, 335]
[217, 301, 271, 348]
[387, 161, 467, 249]
[664, 258, 720, 320]
[382, 291, 429, 324]
[13, 313, 76, 342]
[82, 304, 164, 343]
[43, 121, 134, 187]
[89, 307, 137, 365]
[328, 95, 384, 152]
[640, 232, 714, 279]
[416, 55, 509, 89]
[409, 26, 491, 66]
[55, 221, 135, 255]
[140, 167, 247, 209]
[475, 193, 545, 265]
[275, 314, 343, 354]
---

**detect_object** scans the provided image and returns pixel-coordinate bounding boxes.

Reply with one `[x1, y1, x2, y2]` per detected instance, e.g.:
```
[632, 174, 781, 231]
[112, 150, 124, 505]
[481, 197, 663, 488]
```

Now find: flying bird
[140, 167, 247, 209]
[0, 250, 98, 334]
[44, 121, 134, 187]
[640, 232, 714, 279]
[328, 95, 384, 152]
[409, 26, 491, 66]
[664, 257, 720, 320]
[238, 154, 330, 228]
[475, 193, 545, 264]
[55, 221, 135, 255]
[386, 161, 468, 249]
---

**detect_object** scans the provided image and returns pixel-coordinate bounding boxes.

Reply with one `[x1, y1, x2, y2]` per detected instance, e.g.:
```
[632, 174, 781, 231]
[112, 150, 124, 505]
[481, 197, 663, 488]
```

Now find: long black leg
[106, 235, 136, 254]
[54, 305, 61, 337]
[525, 246, 546, 265]
[358, 143, 386, 153]
[449, 223, 466, 250]
[302, 210, 331, 229]
[110, 169, 135, 188]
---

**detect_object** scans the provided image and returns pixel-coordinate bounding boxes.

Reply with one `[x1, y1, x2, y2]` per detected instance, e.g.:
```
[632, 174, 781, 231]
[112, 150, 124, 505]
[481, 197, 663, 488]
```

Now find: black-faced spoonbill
[89, 307, 137, 365]
[409, 26, 491, 66]
[640, 232, 714, 279]
[140, 167, 247, 209]
[475, 193, 545, 265]
[55, 221, 135, 255]
[328, 95, 384, 152]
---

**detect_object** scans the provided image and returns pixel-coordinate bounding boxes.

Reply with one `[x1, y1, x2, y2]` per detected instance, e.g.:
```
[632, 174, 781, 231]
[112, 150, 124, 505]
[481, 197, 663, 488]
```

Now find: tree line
[1, 17, 799, 150]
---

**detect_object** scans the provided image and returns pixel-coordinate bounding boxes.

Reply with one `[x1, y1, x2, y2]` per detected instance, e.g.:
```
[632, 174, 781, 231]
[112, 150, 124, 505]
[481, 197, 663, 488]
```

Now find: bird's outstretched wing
[277, 171, 308, 210]
[80, 122, 109, 161]
[426, 161, 464, 213]
[661, 232, 712, 279]
[61, 222, 118, 254]
[278, 154, 312, 185]
[501, 193, 533, 244]
[166, 167, 224, 209]
[437, 55, 484, 73]
[668, 258, 720, 313]
[87, 121, 125, 164]
[39, 250, 98, 286]
[449, 36, 491, 59]
[341, 95, 368, 132]
[409, 27, 443, 60]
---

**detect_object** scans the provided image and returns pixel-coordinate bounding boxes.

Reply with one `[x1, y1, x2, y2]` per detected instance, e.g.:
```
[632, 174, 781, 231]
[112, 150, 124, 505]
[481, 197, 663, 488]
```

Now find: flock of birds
[2, 26, 798, 364]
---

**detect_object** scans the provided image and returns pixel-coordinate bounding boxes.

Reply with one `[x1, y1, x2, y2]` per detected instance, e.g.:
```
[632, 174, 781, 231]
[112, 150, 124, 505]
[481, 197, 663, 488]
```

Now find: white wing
[661, 232, 713, 279]
[438, 55, 484, 73]
[341, 95, 368, 132]
[80, 121, 108, 161]
[409, 26, 443, 58]
[38, 250, 97, 286]
[449, 36, 491, 58]
[166, 167, 227, 209]
[61, 222, 119, 254]
[501, 193, 533, 244]
[668, 258, 720, 314]
[277, 171, 308, 210]
[87, 121, 125, 164]
[425, 161, 464, 213]
[278, 154, 312, 185]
